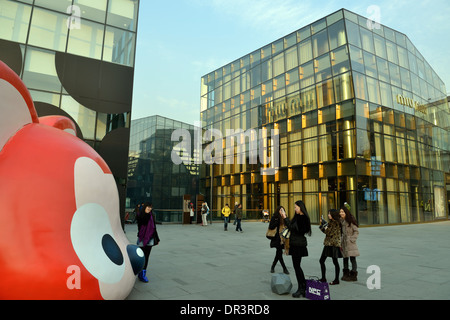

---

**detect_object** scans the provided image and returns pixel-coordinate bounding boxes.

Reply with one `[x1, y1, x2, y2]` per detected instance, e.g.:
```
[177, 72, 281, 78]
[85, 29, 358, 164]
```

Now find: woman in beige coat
[339, 206, 360, 281]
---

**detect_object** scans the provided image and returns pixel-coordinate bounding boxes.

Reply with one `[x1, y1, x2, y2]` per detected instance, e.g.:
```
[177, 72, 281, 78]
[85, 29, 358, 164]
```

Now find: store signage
[396, 94, 427, 115]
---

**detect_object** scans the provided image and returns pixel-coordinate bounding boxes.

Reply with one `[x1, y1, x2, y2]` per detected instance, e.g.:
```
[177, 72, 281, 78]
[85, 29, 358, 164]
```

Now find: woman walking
[137, 203, 160, 283]
[340, 206, 360, 281]
[281, 201, 311, 298]
[319, 209, 342, 285]
[269, 206, 289, 275]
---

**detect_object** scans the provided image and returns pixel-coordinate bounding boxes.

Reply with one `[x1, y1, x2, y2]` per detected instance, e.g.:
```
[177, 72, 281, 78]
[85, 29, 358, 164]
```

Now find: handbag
[266, 227, 277, 239]
[280, 227, 290, 239]
[305, 277, 331, 300]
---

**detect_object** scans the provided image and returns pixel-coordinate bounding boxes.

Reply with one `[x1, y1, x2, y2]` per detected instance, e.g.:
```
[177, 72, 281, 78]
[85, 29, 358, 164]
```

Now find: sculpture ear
[0, 60, 39, 151]
[39, 115, 77, 136]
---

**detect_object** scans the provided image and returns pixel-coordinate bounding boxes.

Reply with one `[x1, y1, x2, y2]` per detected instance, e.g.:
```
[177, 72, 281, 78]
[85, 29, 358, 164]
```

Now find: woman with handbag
[268, 206, 289, 275]
[137, 203, 160, 283]
[319, 209, 342, 285]
[281, 200, 312, 298]
[339, 206, 360, 281]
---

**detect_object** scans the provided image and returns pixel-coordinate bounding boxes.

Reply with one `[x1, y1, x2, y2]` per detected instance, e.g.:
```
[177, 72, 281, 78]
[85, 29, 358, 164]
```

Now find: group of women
[269, 201, 360, 298]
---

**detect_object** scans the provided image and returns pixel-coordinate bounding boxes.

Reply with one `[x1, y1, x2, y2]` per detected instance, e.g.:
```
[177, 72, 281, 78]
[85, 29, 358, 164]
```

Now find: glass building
[200, 9, 450, 225]
[127, 115, 200, 223]
[0, 0, 140, 219]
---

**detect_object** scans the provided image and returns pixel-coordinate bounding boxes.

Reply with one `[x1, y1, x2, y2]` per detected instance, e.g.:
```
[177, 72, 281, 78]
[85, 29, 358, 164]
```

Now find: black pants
[140, 245, 153, 269]
[272, 247, 286, 268]
[343, 257, 357, 271]
[319, 254, 340, 282]
[291, 255, 306, 288]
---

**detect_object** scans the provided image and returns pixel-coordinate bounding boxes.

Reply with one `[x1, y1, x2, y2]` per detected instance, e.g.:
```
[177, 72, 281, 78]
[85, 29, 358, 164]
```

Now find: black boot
[292, 283, 306, 298]
[341, 268, 350, 281]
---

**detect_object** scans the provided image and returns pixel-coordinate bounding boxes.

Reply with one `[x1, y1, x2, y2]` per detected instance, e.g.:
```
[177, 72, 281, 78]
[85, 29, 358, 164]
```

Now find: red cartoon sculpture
[0, 60, 144, 300]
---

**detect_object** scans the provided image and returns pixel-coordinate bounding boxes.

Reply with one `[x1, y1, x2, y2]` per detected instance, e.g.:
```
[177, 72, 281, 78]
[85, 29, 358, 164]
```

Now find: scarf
[138, 212, 155, 246]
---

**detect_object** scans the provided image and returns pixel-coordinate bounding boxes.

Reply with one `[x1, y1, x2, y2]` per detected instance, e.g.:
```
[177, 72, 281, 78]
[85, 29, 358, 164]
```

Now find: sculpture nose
[127, 244, 145, 275]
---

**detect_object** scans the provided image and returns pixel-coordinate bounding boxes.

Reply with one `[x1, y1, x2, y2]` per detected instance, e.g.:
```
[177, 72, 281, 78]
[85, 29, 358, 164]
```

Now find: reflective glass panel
[327, 19, 346, 50]
[107, 0, 139, 31]
[0, 0, 32, 43]
[28, 7, 68, 52]
[67, 19, 104, 59]
[61, 95, 96, 140]
[312, 29, 329, 58]
[35, 0, 73, 13]
[298, 39, 313, 64]
[22, 47, 61, 92]
[73, 0, 108, 23]
[331, 45, 350, 76]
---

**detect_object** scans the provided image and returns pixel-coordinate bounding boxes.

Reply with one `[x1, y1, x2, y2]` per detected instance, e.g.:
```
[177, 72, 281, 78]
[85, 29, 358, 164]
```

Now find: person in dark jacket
[281, 200, 312, 298]
[269, 206, 289, 275]
[137, 202, 160, 283]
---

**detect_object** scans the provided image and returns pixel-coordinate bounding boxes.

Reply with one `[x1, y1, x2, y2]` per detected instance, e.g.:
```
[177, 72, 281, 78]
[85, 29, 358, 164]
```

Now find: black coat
[284, 214, 309, 247]
[269, 215, 283, 249]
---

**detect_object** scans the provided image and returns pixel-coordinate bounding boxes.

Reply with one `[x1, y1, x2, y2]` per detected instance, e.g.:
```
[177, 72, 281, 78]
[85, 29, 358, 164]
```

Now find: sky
[131, 0, 450, 125]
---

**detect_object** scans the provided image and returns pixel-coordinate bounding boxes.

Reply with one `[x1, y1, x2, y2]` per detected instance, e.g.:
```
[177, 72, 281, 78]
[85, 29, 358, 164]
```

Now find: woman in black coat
[281, 200, 312, 298]
[269, 206, 289, 275]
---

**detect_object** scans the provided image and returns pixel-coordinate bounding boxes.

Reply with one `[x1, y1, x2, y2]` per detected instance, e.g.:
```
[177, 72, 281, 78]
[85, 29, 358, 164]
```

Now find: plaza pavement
[124, 219, 450, 301]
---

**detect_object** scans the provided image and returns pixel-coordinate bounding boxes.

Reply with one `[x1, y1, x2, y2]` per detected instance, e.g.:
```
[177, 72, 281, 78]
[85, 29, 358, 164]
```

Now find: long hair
[273, 206, 284, 219]
[341, 206, 358, 227]
[328, 208, 340, 221]
[294, 200, 312, 236]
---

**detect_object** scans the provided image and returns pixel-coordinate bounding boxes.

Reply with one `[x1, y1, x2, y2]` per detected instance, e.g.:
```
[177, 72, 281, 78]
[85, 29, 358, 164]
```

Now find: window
[107, 0, 139, 31]
[314, 53, 332, 82]
[299, 61, 314, 88]
[68, 19, 104, 60]
[298, 39, 313, 64]
[349, 45, 365, 74]
[22, 48, 61, 92]
[28, 7, 68, 52]
[346, 20, 361, 47]
[376, 57, 390, 83]
[373, 34, 387, 59]
[312, 29, 329, 58]
[331, 46, 350, 76]
[316, 79, 335, 108]
[328, 20, 346, 50]
[386, 41, 399, 64]
[334, 72, 353, 103]
[104, 26, 136, 66]
[360, 27, 374, 53]
[0, 1, 32, 43]
[285, 46, 298, 71]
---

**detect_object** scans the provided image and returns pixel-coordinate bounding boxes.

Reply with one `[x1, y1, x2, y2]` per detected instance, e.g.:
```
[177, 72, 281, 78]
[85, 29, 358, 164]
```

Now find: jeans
[224, 217, 229, 229]
[235, 218, 242, 231]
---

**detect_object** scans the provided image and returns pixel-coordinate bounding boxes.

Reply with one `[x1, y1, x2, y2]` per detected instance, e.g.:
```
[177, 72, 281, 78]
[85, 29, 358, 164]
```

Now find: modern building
[127, 115, 200, 223]
[200, 9, 450, 225]
[0, 0, 140, 220]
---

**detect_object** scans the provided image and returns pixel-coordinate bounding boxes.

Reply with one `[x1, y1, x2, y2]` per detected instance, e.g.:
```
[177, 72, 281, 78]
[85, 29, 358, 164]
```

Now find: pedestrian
[281, 200, 311, 298]
[319, 209, 342, 285]
[269, 206, 289, 275]
[201, 202, 209, 226]
[221, 203, 231, 231]
[339, 206, 360, 281]
[136, 202, 160, 283]
[189, 202, 194, 224]
[235, 203, 243, 232]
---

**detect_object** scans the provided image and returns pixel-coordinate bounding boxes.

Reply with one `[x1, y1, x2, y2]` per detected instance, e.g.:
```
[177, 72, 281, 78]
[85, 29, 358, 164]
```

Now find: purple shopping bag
[305, 278, 331, 300]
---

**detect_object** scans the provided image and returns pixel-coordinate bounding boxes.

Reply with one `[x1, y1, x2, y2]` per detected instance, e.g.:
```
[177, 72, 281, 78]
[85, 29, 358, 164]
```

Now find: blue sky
[131, 0, 450, 124]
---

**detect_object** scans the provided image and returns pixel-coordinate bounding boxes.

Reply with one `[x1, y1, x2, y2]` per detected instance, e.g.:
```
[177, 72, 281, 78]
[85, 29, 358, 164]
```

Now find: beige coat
[341, 220, 360, 257]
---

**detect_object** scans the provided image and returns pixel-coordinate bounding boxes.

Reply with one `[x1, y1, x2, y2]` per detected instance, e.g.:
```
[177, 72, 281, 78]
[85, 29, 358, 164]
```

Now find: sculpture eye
[102, 234, 124, 266]
[70, 203, 125, 284]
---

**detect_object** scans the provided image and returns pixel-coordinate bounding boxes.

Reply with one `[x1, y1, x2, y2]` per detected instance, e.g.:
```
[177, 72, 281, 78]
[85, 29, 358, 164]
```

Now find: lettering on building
[396, 94, 427, 115]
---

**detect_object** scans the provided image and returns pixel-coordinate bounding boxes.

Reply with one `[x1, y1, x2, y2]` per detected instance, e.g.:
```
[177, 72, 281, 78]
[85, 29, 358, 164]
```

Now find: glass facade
[127, 116, 200, 223]
[200, 9, 450, 225]
[0, 0, 140, 220]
